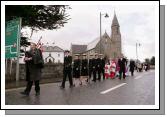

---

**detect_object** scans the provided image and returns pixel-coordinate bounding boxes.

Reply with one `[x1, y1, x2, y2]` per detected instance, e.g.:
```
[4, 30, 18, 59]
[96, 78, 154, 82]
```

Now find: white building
[42, 45, 64, 63]
[18, 45, 64, 64]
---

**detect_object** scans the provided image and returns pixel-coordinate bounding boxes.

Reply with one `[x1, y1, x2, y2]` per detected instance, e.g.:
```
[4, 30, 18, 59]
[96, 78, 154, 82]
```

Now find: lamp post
[136, 42, 141, 62]
[100, 12, 109, 54]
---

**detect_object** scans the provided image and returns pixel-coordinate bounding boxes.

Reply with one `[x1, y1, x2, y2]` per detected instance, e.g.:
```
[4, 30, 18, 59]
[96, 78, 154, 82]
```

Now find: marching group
[20, 43, 149, 96]
[60, 50, 138, 89]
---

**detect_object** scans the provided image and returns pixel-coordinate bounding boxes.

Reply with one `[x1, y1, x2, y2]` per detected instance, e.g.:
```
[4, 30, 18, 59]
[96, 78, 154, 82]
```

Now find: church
[71, 12, 122, 60]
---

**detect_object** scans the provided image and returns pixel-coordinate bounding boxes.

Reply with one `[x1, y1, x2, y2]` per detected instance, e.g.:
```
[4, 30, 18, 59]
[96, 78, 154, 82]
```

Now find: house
[42, 45, 64, 63]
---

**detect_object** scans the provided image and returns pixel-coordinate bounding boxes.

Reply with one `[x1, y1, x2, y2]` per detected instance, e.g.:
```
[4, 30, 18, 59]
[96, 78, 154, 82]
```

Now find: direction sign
[5, 18, 21, 58]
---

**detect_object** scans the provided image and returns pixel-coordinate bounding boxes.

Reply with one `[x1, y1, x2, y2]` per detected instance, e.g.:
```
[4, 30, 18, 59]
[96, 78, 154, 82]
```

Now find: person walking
[60, 50, 74, 89]
[92, 53, 98, 82]
[20, 43, 44, 96]
[118, 55, 127, 79]
[81, 54, 88, 84]
[87, 54, 93, 83]
[97, 54, 102, 81]
[100, 54, 105, 80]
[129, 59, 135, 76]
[72, 54, 81, 86]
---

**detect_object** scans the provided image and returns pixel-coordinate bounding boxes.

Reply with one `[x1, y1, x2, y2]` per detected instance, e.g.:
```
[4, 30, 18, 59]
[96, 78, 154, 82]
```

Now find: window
[58, 54, 60, 57]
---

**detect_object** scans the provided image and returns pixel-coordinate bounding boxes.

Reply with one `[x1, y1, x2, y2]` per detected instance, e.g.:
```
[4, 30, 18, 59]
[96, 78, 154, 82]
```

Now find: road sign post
[5, 18, 22, 81]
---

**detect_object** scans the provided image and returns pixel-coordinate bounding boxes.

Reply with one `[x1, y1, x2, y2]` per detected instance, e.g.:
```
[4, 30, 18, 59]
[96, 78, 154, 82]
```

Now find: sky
[22, 5, 156, 62]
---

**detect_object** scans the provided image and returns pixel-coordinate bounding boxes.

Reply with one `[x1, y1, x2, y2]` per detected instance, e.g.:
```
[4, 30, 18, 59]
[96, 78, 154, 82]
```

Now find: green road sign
[5, 18, 21, 58]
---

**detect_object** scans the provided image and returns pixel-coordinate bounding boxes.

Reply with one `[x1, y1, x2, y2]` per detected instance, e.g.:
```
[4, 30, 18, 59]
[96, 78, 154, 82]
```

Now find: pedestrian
[97, 54, 102, 81]
[145, 63, 149, 71]
[125, 59, 130, 77]
[92, 53, 98, 82]
[99, 54, 105, 80]
[20, 43, 44, 96]
[72, 54, 81, 86]
[104, 60, 110, 79]
[110, 59, 117, 79]
[118, 55, 127, 79]
[81, 54, 88, 84]
[87, 54, 93, 83]
[60, 50, 74, 89]
[129, 59, 135, 76]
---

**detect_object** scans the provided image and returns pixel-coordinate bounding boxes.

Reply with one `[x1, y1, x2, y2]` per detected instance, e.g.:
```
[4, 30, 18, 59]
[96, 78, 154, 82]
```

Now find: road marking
[100, 83, 127, 94]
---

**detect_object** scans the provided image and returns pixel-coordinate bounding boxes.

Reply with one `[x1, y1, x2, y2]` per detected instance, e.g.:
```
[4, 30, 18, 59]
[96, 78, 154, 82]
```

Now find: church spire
[111, 11, 119, 27]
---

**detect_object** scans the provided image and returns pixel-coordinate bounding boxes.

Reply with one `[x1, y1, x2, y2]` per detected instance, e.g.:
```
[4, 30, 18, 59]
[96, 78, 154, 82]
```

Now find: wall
[5, 61, 63, 82]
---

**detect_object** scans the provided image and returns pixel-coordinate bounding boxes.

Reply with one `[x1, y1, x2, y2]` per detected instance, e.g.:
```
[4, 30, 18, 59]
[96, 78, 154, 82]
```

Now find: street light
[136, 42, 141, 62]
[100, 12, 109, 54]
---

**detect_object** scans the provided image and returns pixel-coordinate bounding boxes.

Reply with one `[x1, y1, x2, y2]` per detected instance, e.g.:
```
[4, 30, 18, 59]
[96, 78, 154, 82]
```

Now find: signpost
[5, 18, 22, 81]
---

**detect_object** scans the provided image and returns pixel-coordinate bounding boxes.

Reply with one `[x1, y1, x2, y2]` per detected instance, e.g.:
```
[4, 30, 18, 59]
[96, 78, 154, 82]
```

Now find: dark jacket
[27, 48, 43, 81]
[73, 59, 81, 78]
[92, 58, 97, 71]
[101, 58, 105, 70]
[118, 58, 127, 71]
[81, 59, 88, 76]
[64, 55, 72, 71]
[129, 60, 135, 72]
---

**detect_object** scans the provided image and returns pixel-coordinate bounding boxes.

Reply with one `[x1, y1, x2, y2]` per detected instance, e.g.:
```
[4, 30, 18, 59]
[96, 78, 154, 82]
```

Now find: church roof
[112, 13, 119, 27]
[71, 44, 87, 54]
[87, 32, 110, 51]
[42, 45, 64, 52]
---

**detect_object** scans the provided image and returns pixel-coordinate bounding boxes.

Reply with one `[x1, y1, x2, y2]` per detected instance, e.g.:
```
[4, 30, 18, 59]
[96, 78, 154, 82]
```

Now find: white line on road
[100, 83, 127, 94]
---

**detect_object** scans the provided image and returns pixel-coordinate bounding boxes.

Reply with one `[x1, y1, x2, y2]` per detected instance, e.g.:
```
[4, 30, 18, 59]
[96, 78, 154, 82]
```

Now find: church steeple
[111, 11, 120, 36]
[111, 12, 119, 27]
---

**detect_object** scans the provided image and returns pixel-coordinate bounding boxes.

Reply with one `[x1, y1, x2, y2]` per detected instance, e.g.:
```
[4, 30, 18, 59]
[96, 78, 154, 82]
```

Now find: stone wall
[5, 61, 63, 81]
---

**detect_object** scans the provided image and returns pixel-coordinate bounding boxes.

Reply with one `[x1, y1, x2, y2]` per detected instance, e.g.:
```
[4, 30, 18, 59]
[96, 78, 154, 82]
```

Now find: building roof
[71, 44, 87, 54]
[42, 45, 64, 52]
[87, 32, 110, 51]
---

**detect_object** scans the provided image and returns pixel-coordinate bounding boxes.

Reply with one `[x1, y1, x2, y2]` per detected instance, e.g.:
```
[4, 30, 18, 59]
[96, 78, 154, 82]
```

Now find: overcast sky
[22, 5, 156, 62]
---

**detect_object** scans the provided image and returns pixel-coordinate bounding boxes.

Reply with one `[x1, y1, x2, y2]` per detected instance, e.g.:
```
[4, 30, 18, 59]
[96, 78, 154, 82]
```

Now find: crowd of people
[20, 46, 150, 96]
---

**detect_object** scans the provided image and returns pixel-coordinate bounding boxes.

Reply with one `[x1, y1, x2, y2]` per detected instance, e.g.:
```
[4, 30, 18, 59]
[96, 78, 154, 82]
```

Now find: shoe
[70, 85, 75, 88]
[36, 92, 40, 96]
[60, 86, 65, 89]
[20, 91, 29, 96]
[119, 78, 121, 80]
[79, 82, 82, 85]
[92, 80, 96, 82]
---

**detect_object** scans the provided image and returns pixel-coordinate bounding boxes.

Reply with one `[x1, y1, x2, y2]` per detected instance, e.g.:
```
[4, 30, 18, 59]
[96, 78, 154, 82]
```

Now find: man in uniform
[97, 54, 102, 81]
[60, 50, 74, 89]
[92, 53, 98, 82]
[72, 54, 81, 86]
[81, 54, 88, 84]
[118, 55, 127, 79]
[99, 54, 105, 80]
[87, 54, 93, 83]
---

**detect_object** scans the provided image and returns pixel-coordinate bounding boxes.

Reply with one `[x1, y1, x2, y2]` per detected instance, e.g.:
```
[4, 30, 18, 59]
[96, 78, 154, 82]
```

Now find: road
[5, 70, 155, 105]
